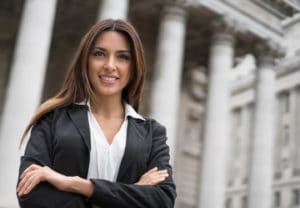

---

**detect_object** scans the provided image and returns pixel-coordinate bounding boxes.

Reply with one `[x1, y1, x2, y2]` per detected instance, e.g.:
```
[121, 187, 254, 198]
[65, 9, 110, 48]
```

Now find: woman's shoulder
[37, 104, 87, 123]
[139, 117, 167, 136]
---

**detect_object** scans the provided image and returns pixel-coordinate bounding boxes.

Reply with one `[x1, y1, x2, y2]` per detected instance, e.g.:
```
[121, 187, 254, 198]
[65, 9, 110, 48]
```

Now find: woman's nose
[104, 56, 117, 71]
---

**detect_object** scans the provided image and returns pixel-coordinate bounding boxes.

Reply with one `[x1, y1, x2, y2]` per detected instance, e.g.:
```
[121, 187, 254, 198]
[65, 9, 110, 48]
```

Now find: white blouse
[86, 103, 144, 182]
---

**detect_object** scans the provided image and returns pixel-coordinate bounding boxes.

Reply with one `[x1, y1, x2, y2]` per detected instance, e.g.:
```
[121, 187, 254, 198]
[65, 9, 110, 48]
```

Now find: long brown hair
[21, 19, 146, 143]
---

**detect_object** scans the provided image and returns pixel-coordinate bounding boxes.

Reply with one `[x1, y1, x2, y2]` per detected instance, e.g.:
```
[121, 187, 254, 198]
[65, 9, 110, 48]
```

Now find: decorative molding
[162, 0, 190, 10]
[273, 177, 300, 188]
[275, 55, 300, 77]
[225, 185, 248, 194]
[251, 0, 300, 18]
[212, 15, 248, 34]
[211, 17, 236, 46]
[198, 0, 284, 50]
[187, 66, 207, 102]
[162, 1, 187, 21]
[230, 57, 300, 96]
[282, 13, 300, 28]
[219, 0, 283, 36]
[254, 39, 286, 67]
[231, 74, 256, 95]
[173, 0, 196, 7]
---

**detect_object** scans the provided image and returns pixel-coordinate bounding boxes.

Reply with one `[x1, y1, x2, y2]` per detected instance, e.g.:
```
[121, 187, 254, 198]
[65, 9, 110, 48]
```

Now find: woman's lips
[99, 75, 119, 84]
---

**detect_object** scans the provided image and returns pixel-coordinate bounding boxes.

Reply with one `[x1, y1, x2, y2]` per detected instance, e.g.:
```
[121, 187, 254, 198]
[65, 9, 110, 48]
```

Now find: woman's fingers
[17, 169, 35, 192]
[18, 171, 40, 195]
[135, 168, 169, 185]
[17, 164, 72, 195]
[20, 164, 40, 179]
[143, 167, 158, 176]
[147, 170, 169, 184]
[17, 164, 45, 196]
[18, 172, 36, 195]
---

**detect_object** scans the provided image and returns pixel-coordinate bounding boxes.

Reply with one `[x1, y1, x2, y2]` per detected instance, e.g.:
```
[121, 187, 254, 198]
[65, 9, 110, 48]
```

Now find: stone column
[247, 41, 283, 208]
[239, 104, 252, 185]
[294, 86, 300, 171]
[149, 3, 186, 161]
[290, 88, 297, 170]
[98, 0, 129, 20]
[198, 20, 235, 208]
[0, 0, 57, 206]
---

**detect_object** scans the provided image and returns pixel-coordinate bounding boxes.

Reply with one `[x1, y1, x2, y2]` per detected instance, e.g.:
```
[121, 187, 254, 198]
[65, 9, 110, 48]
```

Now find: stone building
[1, 0, 300, 208]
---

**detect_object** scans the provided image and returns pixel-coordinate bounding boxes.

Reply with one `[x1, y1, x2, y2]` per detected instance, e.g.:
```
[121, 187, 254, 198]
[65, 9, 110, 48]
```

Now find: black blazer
[17, 104, 176, 208]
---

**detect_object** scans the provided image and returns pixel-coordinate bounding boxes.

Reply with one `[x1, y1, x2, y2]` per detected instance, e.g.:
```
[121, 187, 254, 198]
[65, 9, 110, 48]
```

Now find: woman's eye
[118, 54, 130, 60]
[93, 51, 105, 57]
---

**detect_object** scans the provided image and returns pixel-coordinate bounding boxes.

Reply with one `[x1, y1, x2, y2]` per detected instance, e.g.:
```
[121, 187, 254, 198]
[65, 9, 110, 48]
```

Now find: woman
[16, 19, 176, 208]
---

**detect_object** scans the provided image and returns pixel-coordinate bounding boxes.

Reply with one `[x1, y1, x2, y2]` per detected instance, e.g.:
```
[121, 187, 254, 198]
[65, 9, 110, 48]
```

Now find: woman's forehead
[93, 31, 130, 49]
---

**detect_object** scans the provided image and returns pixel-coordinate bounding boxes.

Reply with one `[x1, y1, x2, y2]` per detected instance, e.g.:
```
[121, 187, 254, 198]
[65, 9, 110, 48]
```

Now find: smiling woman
[88, 31, 131, 101]
[16, 19, 176, 208]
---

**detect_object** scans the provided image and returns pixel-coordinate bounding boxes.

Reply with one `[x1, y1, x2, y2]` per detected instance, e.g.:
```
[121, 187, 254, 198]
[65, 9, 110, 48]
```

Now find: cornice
[196, 0, 284, 42]
[252, 0, 300, 18]
[282, 13, 300, 28]
[275, 55, 300, 77]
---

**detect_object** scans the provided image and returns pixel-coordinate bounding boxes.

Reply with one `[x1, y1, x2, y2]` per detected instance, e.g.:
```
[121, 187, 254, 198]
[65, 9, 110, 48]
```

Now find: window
[282, 92, 290, 113]
[283, 125, 290, 146]
[274, 191, 281, 207]
[232, 108, 242, 159]
[234, 137, 241, 158]
[293, 189, 300, 206]
[242, 195, 248, 208]
[236, 108, 242, 126]
[225, 198, 232, 208]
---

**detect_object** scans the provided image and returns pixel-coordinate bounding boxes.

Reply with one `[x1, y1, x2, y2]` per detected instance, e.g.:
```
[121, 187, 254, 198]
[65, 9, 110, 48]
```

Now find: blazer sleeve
[88, 120, 176, 208]
[17, 112, 88, 208]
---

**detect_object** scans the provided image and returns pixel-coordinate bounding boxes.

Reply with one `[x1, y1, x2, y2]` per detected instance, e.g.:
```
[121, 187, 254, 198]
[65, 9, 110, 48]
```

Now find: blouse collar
[75, 100, 145, 121]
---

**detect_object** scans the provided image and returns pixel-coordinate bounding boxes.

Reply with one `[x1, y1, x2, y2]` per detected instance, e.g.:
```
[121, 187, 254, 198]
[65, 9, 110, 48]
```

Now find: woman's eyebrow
[92, 47, 130, 53]
[117, 50, 131, 53]
[93, 47, 106, 51]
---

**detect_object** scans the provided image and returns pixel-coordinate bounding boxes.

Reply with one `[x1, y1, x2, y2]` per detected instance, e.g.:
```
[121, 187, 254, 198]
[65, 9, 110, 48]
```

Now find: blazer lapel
[67, 104, 91, 151]
[117, 117, 149, 181]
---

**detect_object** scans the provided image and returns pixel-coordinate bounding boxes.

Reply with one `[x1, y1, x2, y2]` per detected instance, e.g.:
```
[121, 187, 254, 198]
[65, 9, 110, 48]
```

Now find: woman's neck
[90, 96, 124, 119]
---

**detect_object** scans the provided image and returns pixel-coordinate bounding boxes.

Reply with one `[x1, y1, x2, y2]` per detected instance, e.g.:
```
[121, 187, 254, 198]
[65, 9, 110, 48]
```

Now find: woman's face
[88, 31, 132, 99]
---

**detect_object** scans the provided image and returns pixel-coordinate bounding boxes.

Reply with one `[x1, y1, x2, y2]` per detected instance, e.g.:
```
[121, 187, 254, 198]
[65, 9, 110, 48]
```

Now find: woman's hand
[135, 167, 169, 186]
[17, 164, 94, 197]
[17, 164, 69, 196]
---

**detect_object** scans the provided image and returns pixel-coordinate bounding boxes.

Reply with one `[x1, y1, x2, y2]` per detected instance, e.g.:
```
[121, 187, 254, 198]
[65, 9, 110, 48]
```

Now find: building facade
[1, 0, 300, 207]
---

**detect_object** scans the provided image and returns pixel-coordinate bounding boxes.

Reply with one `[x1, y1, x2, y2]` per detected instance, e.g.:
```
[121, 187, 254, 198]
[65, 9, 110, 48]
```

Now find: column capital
[164, 0, 191, 7]
[211, 15, 241, 46]
[161, 1, 187, 22]
[98, 0, 129, 20]
[254, 40, 285, 68]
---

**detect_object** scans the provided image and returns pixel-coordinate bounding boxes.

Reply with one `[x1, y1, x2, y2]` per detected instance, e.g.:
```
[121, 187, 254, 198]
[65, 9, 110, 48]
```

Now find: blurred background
[1, 0, 300, 208]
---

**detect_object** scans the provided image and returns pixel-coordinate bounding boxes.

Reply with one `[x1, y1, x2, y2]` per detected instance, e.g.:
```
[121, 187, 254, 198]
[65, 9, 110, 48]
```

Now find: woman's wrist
[40, 166, 94, 197]
[43, 167, 70, 191]
[68, 176, 95, 197]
